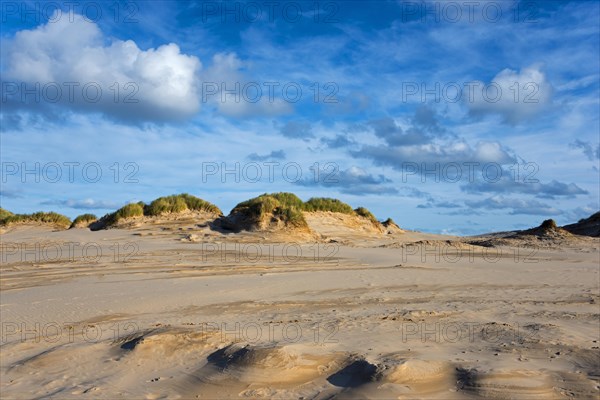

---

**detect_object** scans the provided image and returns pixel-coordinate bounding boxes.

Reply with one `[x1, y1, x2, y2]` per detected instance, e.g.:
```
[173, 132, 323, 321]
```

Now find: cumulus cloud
[467, 65, 552, 124]
[3, 12, 201, 123]
[340, 108, 519, 185]
[201, 52, 292, 118]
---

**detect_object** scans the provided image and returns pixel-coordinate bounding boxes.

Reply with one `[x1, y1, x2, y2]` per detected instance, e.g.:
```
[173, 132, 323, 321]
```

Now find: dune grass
[382, 217, 399, 227]
[145, 194, 222, 216]
[100, 202, 145, 227]
[0, 208, 14, 222]
[231, 193, 307, 228]
[0, 211, 71, 229]
[70, 213, 98, 228]
[230, 193, 381, 230]
[95, 194, 221, 229]
[354, 207, 379, 225]
[303, 197, 354, 214]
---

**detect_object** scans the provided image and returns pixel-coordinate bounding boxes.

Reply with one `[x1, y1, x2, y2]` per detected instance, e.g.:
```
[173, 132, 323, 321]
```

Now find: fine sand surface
[1, 222, 599, 399]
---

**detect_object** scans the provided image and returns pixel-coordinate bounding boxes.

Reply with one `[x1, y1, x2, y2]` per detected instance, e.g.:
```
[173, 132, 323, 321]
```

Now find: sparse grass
[102, 203, 145, 226]
[146, 194, 222, 216]
[178, 193, 222, 214]
[303, 198, 354, 214]
[354, 207, 379, 225]
[146, 195, 187, 216]
[0, 208, 14, 222]
[540, 219, 558, 230]
[382, 217, 397, 226]
[70, 213, 97, 228]
[0, 211, 71, 229]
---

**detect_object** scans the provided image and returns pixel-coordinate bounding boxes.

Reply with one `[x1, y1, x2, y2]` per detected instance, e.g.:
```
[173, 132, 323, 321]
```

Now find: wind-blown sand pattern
[1, 215, 599, 399]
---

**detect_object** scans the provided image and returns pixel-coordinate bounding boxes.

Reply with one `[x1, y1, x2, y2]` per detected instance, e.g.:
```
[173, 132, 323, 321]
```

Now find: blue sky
[1, 0, 598, 235]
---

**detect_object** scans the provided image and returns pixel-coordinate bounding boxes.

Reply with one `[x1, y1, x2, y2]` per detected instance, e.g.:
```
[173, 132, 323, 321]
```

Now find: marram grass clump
[145, 194, 222, 216]
[97, 202, 145, 228]
[354, 207, 379, 225]
[231, 193, 307, 229]
[0, 210, 71, 229]
[70, 213, 98, 229]
[93, 194, 221, 229]
[0, 207, 15, 222]
[229, 193, 383, 231]
[303, 197, 354, 214]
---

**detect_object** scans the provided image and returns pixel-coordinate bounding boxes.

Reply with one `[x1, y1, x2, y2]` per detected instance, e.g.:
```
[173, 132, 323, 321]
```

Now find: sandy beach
[1, 217, 598, 399]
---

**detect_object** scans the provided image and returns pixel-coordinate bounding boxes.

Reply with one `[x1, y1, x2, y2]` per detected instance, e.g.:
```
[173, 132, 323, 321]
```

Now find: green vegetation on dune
[231, 193, 307, 228]
[0, 208, 15, 222]
[303, 197, 354, 214]
[178, 193, 222, 214]
[230, 193, 381, 230]
[93, 194, 221, 229]
[146, 194, 222, 216]
[70, 213, 98, 228]
[354, 207, 379, 225]
[382, 217, 395, 226]
[0, 211, 71, 229]
[146, 196, 187, 215]
[269, 192, 305, 210]
[1, 193, 382, 232]
[108, 203, 145, 224]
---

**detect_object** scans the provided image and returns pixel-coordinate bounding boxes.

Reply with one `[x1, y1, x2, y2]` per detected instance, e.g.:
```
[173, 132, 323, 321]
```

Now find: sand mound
[563, 211, 600, 237]
[382, 218, 404, 234]
[91, 209, 219, 231]
[304, 211, 385, 239]
[518, 219, 573, 238]
[467, 218, 598, 248]
[195, 343, 347, 388]
[383, 359, 456, 394]
[115, 328, 217, 359]
[219, 193, 309, 234]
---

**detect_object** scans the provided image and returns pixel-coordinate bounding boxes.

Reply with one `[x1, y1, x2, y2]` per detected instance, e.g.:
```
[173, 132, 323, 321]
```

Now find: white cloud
[3, 12, 201, 122]
[467, 65, 552, 124]
[201, 52, 293, 118]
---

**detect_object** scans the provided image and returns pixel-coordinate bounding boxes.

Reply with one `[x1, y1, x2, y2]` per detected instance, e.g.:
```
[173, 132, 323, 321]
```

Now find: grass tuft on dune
[0, 210, 71, 229]
[303, 197, 355, 214]
[230, 192, 308, 229]
[70, 213, 98, 229]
